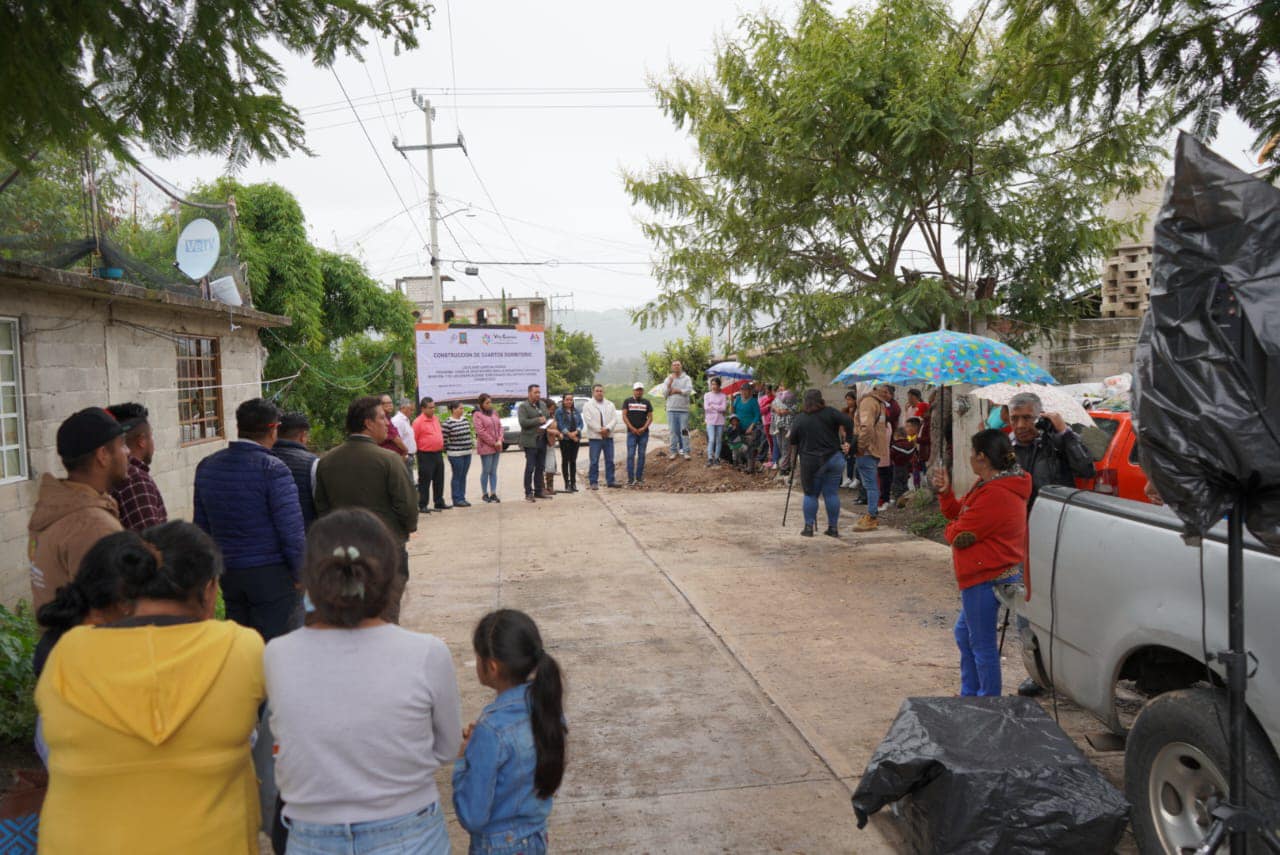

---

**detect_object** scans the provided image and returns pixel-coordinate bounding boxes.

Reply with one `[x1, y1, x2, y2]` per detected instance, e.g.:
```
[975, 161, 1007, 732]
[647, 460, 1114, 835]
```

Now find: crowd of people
[25, 395, 570, 854]
[783, 385, 1095, 699]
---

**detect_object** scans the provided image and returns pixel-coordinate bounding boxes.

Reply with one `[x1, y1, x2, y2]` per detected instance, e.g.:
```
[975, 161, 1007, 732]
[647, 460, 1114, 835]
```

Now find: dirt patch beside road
[626, 432, 784, 494]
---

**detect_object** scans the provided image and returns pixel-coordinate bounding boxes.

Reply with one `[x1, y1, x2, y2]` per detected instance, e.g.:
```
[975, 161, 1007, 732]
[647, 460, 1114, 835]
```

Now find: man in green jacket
[315, 395, 419, 622]
[517, 384, 551, 502]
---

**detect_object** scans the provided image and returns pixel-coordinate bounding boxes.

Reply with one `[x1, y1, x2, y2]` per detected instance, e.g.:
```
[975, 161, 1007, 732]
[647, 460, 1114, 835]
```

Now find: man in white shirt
[392, 398, 417, 483]
[580, 384, 622, 490]
[664, 360, 695, 460]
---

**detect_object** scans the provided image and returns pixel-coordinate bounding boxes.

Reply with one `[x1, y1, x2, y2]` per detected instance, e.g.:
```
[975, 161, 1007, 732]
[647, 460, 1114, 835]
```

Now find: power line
[436, 190, 651, 253]
[464, 155, 555, 291]
[330, 69, 429, 250]
[298, 87, 650, 113]
[443, 0, 461, 132]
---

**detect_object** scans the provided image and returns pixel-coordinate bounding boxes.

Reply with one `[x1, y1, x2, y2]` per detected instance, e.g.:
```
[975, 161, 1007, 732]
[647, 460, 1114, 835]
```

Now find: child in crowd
[890, 426, 918, 507]
[455, 609, 566, 855]
[742, 421, 764, 474]
[725, 415, 748, 469]
[905, 417, 925, 489]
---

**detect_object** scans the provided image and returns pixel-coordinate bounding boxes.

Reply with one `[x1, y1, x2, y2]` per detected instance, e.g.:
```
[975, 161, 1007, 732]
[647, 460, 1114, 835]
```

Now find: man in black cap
[28, 407, 129, 610]
[105, 402, 168, 532]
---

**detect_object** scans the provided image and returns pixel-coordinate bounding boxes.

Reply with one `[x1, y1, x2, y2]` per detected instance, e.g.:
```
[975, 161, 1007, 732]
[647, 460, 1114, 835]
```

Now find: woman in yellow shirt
[36, 522, 265, 854]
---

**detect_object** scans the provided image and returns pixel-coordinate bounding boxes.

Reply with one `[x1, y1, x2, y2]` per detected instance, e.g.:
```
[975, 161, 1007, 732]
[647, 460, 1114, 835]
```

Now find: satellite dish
[176, 218, 220, 280]
[209, 276, 242, 307]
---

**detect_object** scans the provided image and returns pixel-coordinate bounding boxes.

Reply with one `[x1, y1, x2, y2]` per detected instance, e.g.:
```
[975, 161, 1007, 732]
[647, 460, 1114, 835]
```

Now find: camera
[1035, 416, 1052, 433]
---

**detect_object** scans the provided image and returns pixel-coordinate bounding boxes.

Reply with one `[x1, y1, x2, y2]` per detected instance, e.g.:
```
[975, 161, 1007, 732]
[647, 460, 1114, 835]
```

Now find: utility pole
[548, 292, 575, 328]
[393, 94, 466, 323]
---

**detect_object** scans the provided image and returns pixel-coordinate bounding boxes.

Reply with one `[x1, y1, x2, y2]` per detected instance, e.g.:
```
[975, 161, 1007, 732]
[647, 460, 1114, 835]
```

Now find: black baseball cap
[57, 407, 124, 459]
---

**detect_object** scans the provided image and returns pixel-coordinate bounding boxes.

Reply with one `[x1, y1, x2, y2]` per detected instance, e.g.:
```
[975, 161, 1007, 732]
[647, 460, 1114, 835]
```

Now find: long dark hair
[304, 509, 400, 626]
[472, 609, 566, 799]
[37, 531, 137, 637]
[135, 522, 223, 605]
[971, 428, 1017, 472]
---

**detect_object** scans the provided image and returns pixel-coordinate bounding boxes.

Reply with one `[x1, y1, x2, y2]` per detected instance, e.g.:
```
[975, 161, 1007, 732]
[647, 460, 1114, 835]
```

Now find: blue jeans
[468, 828, 547, 855]
[285, 802, 450, 855]
[955, 581, 1002, 697]
[706, 424, 724, 461]
[855, 455, 881, 517]
[668, 410, 690, 454]
[801, 452, 845, 528]
[588, 437, 615, 486]
[627, 431, 649, 480]
[449, 454, 471, 504]
[479, 452, 499, 496]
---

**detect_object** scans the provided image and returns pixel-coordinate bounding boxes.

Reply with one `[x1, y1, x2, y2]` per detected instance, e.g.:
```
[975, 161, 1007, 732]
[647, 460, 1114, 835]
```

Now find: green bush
[0, 602, 39, 743]
[907, 511, 948, 537]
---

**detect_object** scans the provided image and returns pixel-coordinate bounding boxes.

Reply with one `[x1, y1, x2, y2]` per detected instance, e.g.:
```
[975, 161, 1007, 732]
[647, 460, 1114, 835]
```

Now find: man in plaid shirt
[106, 402, 167, 532]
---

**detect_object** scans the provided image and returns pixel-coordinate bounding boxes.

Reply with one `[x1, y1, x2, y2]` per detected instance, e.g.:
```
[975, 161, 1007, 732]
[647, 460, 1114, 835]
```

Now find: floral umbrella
[832, 331, 1056, 387]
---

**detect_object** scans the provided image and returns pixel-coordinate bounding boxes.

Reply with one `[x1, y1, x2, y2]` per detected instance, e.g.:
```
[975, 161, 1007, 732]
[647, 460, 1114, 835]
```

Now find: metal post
[1226, 497, 1248, 853]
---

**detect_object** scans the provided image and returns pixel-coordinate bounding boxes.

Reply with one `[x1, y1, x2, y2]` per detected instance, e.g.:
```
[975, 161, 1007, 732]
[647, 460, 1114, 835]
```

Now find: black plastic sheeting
[851, 697, 1128, 853]
[1134, 133, 1280, 552]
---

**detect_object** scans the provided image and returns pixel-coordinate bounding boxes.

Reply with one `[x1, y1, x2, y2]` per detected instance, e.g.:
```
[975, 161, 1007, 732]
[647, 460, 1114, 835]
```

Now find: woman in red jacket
[932, 429, 1032, 697]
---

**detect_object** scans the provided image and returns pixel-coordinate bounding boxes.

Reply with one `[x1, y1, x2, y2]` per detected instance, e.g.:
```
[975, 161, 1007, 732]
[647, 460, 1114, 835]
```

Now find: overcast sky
[140, 0, 1263, 315]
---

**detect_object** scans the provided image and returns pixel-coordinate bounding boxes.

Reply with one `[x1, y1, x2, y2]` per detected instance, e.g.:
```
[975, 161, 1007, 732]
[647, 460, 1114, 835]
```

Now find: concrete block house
[0, 260, 289, 605]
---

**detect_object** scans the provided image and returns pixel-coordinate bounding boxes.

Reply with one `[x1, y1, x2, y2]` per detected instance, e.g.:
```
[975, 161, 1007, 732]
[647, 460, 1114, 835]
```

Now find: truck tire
[1125, 687, 1280, 854]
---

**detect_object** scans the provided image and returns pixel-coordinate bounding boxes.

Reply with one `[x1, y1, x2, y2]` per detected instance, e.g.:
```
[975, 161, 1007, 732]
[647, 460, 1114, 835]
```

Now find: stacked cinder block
[1100, 243, 1152, 318]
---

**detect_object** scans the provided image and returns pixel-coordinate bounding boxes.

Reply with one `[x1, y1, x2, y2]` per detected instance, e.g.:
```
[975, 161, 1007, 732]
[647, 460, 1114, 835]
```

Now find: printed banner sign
[415, 324, 547, 401]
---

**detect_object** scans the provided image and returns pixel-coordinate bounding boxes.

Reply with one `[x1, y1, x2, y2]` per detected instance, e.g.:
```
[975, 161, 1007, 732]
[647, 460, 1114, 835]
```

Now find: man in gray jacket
[664, 361, 695, 459]
[517, 384, 551, 502]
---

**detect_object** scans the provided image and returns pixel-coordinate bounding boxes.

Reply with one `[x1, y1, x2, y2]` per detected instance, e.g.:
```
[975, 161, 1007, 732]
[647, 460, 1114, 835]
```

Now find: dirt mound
[624, 432, 786, 494]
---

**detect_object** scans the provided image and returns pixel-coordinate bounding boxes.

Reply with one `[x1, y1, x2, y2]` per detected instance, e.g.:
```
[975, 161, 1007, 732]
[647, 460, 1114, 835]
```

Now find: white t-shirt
[391, 411, 416, 455]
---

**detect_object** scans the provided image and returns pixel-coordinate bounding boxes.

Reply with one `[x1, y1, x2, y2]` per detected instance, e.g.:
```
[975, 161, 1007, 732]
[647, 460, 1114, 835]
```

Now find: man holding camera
[1007, 390, 1096, 696]
[1007, 391, 1096, 507]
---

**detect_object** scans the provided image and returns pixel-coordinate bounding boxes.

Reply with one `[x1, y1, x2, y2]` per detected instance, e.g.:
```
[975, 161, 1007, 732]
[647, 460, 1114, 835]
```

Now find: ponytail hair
[971, 428, 1018, 472]
[303, 509, 400, 627]
[472, 609, 566, 799]
[37, 530, 137, 635]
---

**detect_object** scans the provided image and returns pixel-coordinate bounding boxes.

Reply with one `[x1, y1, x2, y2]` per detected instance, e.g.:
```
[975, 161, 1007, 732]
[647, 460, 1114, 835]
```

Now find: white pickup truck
[1013, 486, 1280, 853]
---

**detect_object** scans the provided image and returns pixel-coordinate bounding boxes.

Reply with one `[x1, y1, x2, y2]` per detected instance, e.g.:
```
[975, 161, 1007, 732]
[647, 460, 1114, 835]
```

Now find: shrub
[0, 602, 39, 743]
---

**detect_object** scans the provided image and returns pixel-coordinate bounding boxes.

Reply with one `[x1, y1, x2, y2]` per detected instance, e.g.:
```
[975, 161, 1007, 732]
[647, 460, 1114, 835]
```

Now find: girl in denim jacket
[454, 610, 567, 855]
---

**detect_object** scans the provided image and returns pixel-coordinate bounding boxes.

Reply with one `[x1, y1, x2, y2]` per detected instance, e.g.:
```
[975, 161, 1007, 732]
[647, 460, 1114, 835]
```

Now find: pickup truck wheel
[1125, 688, 1280, 854]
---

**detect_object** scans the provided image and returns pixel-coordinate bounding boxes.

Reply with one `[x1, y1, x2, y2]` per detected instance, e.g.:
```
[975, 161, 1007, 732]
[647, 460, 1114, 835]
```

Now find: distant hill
[558, 309, 711, 362]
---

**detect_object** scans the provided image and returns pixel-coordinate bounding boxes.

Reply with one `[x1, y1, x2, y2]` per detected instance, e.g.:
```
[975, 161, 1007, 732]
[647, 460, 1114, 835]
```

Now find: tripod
[1195, 497, 1280, 854]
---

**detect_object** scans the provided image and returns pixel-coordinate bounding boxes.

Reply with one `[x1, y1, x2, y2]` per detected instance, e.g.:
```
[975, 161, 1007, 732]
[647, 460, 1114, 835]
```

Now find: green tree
[625, 0, 1164, 377]
[1, 0, 431, 169]
[0, 148, 128, 254]
[544, 326, 602, 392]
[1006, 0, 1280, 174]
[195, 180, 414, 445]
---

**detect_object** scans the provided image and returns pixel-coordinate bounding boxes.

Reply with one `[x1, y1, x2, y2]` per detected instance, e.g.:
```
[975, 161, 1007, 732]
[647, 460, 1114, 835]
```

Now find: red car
[1074, 410, 1153, 503]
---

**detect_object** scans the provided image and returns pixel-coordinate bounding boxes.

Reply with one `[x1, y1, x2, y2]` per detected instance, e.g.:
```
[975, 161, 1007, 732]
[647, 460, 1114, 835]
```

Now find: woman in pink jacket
[702, 378, 728, 467]
[473, 394, 505, 503]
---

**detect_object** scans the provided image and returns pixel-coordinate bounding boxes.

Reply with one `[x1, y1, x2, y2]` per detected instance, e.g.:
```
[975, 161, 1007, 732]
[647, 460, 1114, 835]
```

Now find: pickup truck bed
[1016, 486, 1280, 851]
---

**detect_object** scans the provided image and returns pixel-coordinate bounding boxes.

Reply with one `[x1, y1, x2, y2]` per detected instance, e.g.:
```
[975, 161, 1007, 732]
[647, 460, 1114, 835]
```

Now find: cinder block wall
[1025, 317, 1145, 386]
[1, 290, 265, 606]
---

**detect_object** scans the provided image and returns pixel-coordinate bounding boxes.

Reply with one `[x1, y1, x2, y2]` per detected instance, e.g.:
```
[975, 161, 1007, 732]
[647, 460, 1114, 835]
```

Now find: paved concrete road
[400, 442, 977, 854]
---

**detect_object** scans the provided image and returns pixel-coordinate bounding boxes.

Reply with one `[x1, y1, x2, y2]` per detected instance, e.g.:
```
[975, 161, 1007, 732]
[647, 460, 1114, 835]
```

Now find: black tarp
[851, 696, 1128, 853]
[1133, 132, 1280, 552]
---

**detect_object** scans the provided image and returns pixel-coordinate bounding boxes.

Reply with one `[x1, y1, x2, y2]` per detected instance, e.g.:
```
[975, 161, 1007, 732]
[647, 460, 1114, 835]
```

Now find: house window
[443, 309, 455, 323]
[476, 308, 488, 325]
[176, 336, 224, 444]
[508, 307, 520, 324]
[0, 318, 27, 483]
